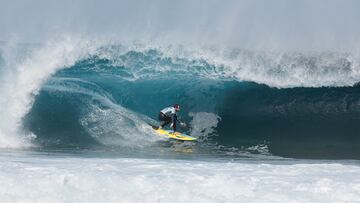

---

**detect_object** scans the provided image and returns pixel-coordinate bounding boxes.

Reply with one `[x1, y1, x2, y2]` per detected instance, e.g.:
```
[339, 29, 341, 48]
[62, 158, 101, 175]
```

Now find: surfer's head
[174, 104, 180, 112]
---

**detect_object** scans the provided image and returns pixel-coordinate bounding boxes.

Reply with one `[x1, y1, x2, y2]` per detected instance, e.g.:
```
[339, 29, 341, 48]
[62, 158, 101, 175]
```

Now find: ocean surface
[1, 40, 360, 202]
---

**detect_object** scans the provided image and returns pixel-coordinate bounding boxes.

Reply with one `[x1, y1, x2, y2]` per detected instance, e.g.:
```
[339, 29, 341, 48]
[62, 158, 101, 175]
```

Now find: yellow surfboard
[152, 126, 197, 141]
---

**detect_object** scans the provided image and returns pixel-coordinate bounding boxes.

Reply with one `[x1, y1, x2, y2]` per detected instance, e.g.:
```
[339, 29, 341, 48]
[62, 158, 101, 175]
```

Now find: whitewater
[1, 150, 360, 203]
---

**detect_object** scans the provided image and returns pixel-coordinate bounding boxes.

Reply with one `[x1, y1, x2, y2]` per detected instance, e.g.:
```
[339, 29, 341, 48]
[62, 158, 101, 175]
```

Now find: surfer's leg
[172, 114, 177, 132]
[159, 113, 172, 128]
[161, 116, 172, 128]
[172, 122, 177, 132]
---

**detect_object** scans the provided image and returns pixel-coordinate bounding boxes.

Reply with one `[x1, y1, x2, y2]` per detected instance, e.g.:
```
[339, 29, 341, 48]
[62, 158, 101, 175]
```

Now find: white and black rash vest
[160, 106, 176, 117]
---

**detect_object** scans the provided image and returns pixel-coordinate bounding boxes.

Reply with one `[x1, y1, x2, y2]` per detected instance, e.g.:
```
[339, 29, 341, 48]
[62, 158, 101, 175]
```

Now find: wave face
[2, 42, 360, 159]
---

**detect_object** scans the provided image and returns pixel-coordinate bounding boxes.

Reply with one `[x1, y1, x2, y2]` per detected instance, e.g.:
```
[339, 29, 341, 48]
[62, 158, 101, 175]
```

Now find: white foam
[80, 102, 161, 147]
[97, 43, 360, 88]
[189, 112, 221, 139]
[173, 47, 360, 88]
[0, 37, 97, 148]
[43, 77, 161, 147]
[0, 152, 359, 203]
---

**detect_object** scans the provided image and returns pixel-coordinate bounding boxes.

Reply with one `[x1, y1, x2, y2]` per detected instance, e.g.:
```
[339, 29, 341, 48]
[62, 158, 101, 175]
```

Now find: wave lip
[0, 37, 98, 148]
[92, 45, 360, 88]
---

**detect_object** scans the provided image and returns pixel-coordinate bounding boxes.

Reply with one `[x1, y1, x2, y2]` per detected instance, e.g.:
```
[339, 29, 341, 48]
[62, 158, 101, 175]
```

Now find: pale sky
[1, 0, 360, 51]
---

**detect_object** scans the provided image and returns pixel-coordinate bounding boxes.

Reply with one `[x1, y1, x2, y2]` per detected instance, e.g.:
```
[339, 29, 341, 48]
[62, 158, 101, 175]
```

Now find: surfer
[158, 104, 185, 132]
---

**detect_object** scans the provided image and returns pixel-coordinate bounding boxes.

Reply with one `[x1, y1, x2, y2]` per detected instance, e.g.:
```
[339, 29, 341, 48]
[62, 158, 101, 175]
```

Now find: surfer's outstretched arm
[177, 117, 187, 127]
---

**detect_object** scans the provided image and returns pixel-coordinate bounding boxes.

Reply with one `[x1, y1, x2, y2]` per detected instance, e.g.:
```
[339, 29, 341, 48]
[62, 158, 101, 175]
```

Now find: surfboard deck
[151, 126, 197, 141]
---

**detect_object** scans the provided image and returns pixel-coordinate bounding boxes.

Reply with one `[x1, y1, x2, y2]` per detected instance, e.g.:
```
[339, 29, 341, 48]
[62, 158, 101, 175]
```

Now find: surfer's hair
[173, 104, 180, 108]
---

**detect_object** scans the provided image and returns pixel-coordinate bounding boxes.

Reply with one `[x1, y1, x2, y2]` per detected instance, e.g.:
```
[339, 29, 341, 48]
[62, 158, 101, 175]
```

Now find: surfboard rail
[151, 125, 197, 141]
